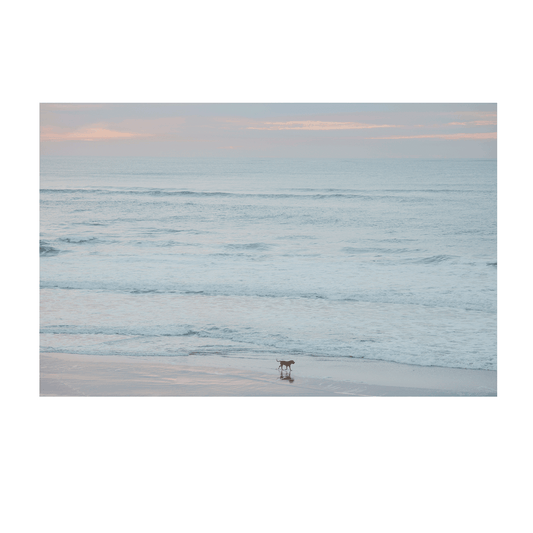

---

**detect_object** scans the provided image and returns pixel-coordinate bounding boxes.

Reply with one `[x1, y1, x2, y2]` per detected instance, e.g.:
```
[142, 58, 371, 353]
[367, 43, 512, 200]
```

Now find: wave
[130, 289, 163, 294]
[277, 234, 317, 240]
[225, 243, 272, 251]
[58, 237, 99, 244]
[40, 187, 430, 203]
[38, 345, 496, 371]
[342, 246, 417, 255]
[39, 283, 495, 314]
[129, 240, 200, 248]
[40, 324, 203, 337]
[39, 325, 282, 351]
[39, 323, 495, 371]
[40, 323, 359, 360]
[40, 244, 60, 256]
[412, 255, 456, 264]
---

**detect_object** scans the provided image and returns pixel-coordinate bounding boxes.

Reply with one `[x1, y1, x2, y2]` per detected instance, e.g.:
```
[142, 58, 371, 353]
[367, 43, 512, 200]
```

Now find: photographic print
[40, 103, 497, 396]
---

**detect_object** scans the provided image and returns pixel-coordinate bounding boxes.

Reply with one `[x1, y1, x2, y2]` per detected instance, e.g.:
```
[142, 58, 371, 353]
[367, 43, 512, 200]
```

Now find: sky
[40, 103, 496, 158]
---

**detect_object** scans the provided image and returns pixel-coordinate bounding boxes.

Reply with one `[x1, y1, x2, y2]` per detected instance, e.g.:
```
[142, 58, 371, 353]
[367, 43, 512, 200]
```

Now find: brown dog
[276, 359, 295, 371]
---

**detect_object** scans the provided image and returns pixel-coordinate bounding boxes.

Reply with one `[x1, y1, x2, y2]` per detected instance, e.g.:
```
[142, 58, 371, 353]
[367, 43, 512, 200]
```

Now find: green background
[4, 2, 520, 532]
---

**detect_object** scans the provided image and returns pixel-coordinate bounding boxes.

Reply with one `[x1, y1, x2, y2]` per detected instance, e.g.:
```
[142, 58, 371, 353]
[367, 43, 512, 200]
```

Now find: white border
[17, 87, 20, 415]
[18, 84, 516, 416]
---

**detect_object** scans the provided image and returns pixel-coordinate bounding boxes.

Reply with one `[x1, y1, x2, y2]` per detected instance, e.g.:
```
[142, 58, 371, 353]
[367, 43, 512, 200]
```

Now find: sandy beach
[40, 352, 497, 396]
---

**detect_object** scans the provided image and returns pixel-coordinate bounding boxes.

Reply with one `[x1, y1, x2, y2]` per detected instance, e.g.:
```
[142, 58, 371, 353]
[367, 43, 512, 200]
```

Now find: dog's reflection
[278, 369, 294, 383]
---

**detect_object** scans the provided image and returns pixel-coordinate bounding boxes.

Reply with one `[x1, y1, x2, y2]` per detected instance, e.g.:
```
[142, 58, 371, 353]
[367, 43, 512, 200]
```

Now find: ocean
[40, 157, 497, 375]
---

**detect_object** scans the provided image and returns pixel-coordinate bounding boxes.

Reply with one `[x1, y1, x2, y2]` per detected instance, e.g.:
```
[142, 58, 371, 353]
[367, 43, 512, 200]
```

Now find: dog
[276, 359, 295, 371]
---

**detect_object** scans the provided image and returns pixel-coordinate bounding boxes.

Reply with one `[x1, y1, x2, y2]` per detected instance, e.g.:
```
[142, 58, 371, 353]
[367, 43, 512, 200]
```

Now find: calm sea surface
[40, 157, 496, 371]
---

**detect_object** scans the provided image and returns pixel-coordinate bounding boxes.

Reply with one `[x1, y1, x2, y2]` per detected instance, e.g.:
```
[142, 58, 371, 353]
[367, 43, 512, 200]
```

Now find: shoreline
[40, 352, 497, 397]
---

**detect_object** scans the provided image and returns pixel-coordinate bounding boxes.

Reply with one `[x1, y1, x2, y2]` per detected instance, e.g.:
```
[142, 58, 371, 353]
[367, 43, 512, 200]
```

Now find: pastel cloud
[247, 120, 400, 131]
[367, 132, 497, 140]
[448, 120, 497, 126]
[41, 126, 153, 142]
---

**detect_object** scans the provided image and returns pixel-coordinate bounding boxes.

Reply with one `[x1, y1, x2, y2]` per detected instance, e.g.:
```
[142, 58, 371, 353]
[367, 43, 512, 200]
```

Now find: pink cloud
[40, 117, 188, 144]
[41, 126, 153, 142]
[367, 132, 497, 140]
[247, 120, 400, 131]
[448, 120, 497, 126]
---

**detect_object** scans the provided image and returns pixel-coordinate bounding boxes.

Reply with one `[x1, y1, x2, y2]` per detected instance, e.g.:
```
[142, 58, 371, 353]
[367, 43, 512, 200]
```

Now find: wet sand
[40, 352, 496, 396]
